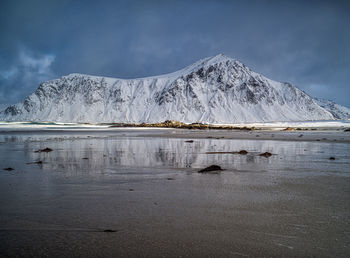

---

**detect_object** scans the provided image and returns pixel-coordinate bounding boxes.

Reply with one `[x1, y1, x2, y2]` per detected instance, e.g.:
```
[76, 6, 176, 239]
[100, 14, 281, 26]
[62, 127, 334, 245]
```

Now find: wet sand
[0, 129, 350, 257]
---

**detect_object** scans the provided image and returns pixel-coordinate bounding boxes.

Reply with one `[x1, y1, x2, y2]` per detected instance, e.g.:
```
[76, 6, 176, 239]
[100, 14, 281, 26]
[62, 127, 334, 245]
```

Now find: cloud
[0, 0, 349, 107]
[17, 48, 55, 84]
[19, 49, 55, 75]
[0, 67, 18, 80]
[0, 47, 56, 104]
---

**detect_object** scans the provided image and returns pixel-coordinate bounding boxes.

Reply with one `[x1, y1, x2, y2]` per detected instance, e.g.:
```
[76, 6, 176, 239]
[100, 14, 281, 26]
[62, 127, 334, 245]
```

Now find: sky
[0, 0, 349, 106]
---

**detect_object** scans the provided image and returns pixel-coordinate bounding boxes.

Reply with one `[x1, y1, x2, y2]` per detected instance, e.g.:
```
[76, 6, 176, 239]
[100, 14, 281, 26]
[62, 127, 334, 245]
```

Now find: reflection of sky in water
[0, 134, 349, 177]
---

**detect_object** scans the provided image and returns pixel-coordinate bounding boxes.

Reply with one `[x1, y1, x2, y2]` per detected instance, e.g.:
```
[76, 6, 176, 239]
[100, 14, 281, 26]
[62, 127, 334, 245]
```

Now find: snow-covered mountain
[0, 54, 336, 124]
[315, 98, 350, 120]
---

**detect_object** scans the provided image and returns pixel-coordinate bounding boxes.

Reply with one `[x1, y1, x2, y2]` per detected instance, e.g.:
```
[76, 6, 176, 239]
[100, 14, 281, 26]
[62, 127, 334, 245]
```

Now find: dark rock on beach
[259, 152, 272, 158]
[26, 160, 43, 165]
[198, 165, 223, 173]
[35, 148, 53, 153]
[103, 229, 117, 233]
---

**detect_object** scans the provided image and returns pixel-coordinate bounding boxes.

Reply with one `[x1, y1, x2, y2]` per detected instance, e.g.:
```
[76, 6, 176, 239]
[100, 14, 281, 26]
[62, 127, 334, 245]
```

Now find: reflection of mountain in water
[15, 136, 329, 174]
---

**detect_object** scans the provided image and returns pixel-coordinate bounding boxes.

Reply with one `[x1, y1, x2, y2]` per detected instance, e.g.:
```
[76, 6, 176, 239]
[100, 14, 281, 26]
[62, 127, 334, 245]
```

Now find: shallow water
[1, 133, 349, 176]
[0, 131, 350, 257]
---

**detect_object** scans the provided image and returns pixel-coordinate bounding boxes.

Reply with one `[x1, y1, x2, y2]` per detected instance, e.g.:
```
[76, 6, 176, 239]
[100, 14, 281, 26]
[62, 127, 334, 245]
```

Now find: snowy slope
[0, 54, 335, 123]
[314, 98, 350, 120]
[0, 104, 9, 112]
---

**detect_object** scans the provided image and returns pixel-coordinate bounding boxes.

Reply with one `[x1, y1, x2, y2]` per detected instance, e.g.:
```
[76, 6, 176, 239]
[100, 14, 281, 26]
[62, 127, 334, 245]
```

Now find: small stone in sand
[103, 229, 117, 233]
[259, 152, 272, 158]
[26, 161, 43, 165]
[35, 148, 53, 153]
[198, 165, 223, 173]
[3, 167, 14, 171]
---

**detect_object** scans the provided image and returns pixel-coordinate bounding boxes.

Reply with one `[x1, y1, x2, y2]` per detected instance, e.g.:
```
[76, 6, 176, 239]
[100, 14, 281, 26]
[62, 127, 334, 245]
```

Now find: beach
[0, 128, 350, 257]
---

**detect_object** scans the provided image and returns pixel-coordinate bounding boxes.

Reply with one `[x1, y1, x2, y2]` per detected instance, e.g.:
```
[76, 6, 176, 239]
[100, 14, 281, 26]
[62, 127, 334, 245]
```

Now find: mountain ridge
[315, 98, 350, 120]
[1, 54, 345, 123]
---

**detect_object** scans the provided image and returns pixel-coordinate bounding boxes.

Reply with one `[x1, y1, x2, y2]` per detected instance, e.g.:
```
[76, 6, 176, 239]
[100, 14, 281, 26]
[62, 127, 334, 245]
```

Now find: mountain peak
[200, 53, 234, 65]
[176, 53, 241, 77]
[65, 73, 85, 77]
[210, 53, 231, 60]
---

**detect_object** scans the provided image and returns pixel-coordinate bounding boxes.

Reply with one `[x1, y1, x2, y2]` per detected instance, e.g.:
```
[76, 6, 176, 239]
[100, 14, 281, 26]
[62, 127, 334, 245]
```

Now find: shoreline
[0, 127, 349, 144]
[0, 119, 349, 131]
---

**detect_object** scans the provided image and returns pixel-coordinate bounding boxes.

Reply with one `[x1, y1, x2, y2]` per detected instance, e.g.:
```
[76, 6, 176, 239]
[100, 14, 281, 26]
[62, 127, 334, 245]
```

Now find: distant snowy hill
[0, 54, 336, 123]
[0, 104, 9, 112]
[315, 98, 350, 120]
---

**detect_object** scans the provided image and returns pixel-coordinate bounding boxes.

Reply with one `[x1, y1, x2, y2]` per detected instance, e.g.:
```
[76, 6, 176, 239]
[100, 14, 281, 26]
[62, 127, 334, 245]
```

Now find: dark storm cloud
[0, 0, 349, 106]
